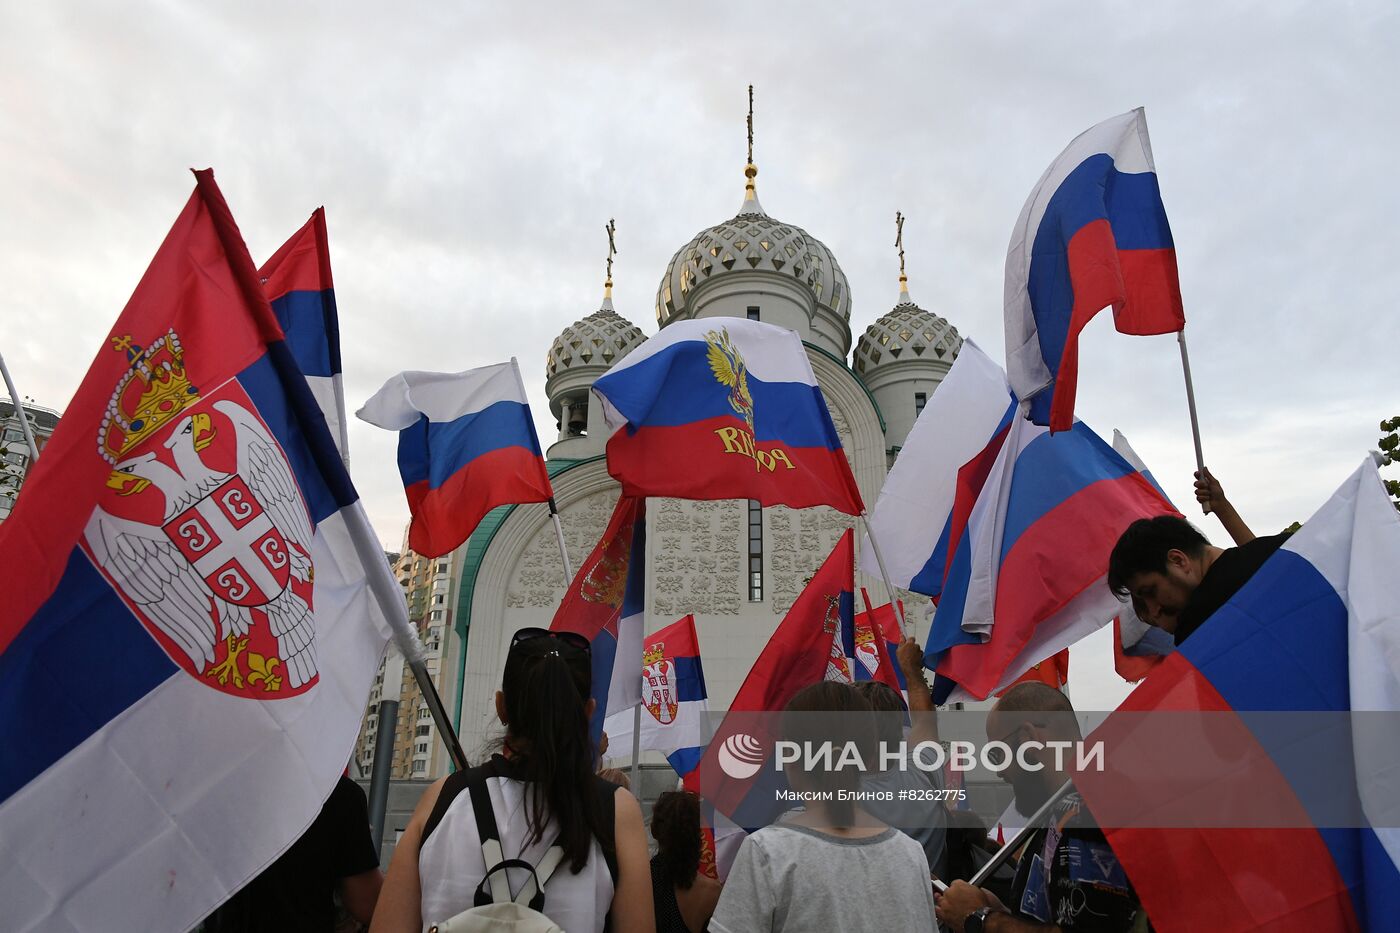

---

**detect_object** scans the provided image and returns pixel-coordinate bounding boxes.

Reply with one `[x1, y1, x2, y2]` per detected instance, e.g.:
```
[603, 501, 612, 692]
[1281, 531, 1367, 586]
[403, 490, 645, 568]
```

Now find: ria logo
[717, 732, 766, 779]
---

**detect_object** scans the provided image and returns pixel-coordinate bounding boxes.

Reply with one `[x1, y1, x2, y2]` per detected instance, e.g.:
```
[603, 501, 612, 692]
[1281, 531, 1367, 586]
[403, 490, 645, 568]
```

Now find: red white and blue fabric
[1004, 108, 1185, 432]
[258, 208, 349, 465]
[356, 360, 553, 558]
[602, 615, 708, 777]
[0, 172, 392, 932]
[1077, 459, 1400, 931]
[1109, 429, 1176, 679]
[593, 318, 864, 515]
[859, 340, 1016, 599]
[927, 415, 1177, 701]
[550, 496, 646, 747]
[686, 530, 855, 830]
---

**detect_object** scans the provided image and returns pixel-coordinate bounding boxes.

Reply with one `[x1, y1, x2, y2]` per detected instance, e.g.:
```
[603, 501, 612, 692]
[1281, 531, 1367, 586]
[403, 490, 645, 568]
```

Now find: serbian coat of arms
[81, 330, 318, 699]
[642, 643, 679, 725]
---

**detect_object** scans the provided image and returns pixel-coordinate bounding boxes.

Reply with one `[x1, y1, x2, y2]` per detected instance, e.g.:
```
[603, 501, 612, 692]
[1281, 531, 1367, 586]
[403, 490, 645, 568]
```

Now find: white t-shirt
[710, 824, 936, 933]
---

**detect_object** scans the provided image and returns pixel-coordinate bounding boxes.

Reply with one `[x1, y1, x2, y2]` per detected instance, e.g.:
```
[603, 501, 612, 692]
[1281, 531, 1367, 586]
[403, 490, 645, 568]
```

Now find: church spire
[602, 218, 617, 310]
[740, 85, 765, 215]
[895, 211, 912, 302]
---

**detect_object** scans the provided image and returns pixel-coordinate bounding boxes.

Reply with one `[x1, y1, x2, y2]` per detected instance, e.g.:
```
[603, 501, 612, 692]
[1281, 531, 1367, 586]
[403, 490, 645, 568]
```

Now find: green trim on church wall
[802, 340, 887, 434]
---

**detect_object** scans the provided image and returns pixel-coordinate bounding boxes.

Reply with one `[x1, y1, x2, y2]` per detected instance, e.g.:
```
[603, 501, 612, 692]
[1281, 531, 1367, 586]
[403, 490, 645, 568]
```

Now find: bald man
[934, 684, 1147, 933]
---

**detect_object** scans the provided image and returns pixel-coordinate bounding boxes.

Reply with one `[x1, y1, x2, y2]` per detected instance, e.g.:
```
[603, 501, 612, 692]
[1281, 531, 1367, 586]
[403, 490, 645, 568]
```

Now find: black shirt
[1008, 793, 1143, 931]
[204, 776, 380, 933]
[1174, 532, 1291, 645]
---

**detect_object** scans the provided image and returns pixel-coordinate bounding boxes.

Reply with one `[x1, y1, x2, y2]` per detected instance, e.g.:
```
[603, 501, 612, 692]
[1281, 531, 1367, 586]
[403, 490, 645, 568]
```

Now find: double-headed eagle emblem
[705, 328, 755, 433]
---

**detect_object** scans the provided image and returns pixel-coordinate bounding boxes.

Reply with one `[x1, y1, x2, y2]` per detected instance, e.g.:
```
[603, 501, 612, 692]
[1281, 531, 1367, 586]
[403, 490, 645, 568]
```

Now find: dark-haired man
[1107, 470, 1287, 645]
[934, 683, 1145, 932]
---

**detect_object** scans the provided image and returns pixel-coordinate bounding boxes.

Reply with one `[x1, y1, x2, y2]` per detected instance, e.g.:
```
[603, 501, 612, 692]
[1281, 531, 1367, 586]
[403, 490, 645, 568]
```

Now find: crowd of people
[203, 470, 1288, 932]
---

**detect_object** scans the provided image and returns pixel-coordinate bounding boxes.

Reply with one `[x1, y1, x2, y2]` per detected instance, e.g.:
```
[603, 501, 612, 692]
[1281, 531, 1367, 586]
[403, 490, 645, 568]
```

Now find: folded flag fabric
[593, 318, 863, 514]
[1075, 458, 1400, 931]
[928, 415, 1177, 701]
[859, 339, 1015, 598]
[685, 530, 855, 829]
[1108, 430, 1175, 682]
[995, 648, 1069, 695]
[357, 359, 553, 557]
[258, 208, 349, 465]
[551, 495, 646, 747]
[850, 592, 905, 692]
[1005, 108, 1185, 432]
[0, 171, 393, 933]
[602, 615, 708, 777]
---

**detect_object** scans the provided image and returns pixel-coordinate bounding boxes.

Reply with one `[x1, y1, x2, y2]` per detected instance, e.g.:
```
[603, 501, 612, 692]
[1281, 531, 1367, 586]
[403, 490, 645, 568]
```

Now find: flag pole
[1176, 328, 1210, 514]
[967, 779, 1077, 887]
[629, 702, 642, 788]
[549, 499, 574, 582]
[343, 504, 469, 772]
[860, 511, 908, 638]
[0, 349, 41, 462]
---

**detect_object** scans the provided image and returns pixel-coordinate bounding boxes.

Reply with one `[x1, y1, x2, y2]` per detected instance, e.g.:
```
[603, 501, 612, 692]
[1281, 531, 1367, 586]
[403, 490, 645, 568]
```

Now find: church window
[748, 500, 763, 601]
[746, 306, 760, 321]
[915, 392, 927, 417]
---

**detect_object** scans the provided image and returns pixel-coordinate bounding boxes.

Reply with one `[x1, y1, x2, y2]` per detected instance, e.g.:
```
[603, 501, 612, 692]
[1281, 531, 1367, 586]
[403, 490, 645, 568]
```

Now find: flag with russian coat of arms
[0, 171, 393, 932]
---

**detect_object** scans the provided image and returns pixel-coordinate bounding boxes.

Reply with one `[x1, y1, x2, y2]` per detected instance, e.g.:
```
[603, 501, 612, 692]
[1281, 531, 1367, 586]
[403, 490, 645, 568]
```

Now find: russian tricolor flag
[551, 495, 646, 747]
[1005, 108, 1185, 432]
[928, 415, 1177, 700]
[602, 615, 708, 777]
[357, 360, 554, 558]
[258, 208, 349, 465]
[859, 340, 1016, 600]
[1076, 459, 1400, 931]
[593, 318, 863, 515]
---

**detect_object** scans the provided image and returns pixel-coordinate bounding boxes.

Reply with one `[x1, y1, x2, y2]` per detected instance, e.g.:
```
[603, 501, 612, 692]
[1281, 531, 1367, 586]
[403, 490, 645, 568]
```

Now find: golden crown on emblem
[99, 330, 201, 464]
[642, 643, 666, 667]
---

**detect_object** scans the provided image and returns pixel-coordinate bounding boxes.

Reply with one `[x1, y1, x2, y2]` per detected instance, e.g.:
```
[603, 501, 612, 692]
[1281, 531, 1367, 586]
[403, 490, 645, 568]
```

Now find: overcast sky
[4, 2, 1396, 708]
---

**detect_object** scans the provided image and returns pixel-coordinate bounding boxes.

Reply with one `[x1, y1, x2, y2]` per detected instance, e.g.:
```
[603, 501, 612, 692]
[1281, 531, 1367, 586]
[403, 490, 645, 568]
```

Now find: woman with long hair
[649, 790, 721, 933]
[370, 628, 654, 933]
[709, 681, 935, 933]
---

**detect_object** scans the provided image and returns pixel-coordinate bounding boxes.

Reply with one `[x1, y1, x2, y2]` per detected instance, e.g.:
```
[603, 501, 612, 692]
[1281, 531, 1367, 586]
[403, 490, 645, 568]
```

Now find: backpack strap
[465, 769, 563, 910]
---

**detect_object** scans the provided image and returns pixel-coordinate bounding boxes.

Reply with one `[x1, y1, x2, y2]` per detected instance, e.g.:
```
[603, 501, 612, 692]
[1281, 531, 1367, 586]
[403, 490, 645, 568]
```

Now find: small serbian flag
[593, 318, 863, 515]
[258, 208, 349, 465]
[687, 530, 855, 829]
[602, 615, 708, 777]
[1075, 459, 1400, 931]
[357, 359, 553, 558]
[850, 591, 905, 692]
[551, 495, 646, 747]
[1005, 108, 1185, 432]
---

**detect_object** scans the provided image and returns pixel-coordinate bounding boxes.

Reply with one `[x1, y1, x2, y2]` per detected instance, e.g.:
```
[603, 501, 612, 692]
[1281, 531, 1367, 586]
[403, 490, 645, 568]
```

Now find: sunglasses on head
[510, 627, 591, 656]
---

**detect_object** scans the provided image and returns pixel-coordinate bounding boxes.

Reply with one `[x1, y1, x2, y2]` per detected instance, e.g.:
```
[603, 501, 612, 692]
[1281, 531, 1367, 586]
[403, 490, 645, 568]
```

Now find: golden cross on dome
[895, 211, 908, 287]
[604, 218, 617, 290]
[746, 85, 755, 167]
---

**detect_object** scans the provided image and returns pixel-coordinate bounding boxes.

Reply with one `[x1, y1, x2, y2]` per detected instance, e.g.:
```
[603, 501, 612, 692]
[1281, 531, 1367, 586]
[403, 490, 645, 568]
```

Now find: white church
[438, 147, 966, 765]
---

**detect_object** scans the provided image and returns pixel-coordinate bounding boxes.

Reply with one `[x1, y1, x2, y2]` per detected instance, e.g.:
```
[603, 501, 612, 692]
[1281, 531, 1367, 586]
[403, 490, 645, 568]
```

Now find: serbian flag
[593, 318, 863, 514]
[1075, 459, 1400, 931]
[1005, 108, 1186, 432]
[0, 171, 393, 932]
[551, 495, 646, 747]
[686, 530, 855, 829]
[859, 339, 1016, 598]
[258, 208, 349, 465]
[928, 415, 1177, 701]
[602, 615, 708, 777]
[357, 359, 553, 558]
[850, 591, 905, 692]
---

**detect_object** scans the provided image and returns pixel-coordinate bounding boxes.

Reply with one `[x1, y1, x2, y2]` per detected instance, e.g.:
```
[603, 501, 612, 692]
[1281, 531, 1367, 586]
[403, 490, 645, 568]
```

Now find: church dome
[853, 291, 962, 378]
[545, 298, 645, 386]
